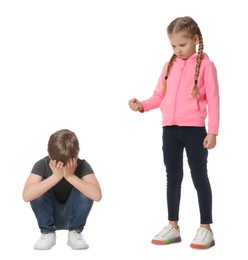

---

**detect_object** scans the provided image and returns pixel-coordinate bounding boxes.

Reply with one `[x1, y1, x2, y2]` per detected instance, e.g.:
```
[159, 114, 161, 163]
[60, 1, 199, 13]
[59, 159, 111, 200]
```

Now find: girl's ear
[194, 34, 199, 44]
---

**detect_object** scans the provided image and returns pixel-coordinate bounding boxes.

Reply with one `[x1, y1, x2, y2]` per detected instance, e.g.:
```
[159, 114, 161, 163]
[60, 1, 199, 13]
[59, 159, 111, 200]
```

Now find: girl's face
[168, 32, 199, 60]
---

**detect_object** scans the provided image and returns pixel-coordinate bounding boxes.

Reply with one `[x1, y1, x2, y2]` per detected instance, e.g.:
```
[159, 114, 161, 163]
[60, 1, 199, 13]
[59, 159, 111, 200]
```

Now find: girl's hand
[128, 98, 144, 112]
[203, 134, 217, 149]
[63, 158, 77, 180]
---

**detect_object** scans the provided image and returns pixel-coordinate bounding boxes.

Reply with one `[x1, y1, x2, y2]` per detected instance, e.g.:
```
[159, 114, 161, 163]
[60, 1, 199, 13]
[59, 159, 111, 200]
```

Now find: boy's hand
[49, 160, 64, 180]
[63, 158, 77, 180]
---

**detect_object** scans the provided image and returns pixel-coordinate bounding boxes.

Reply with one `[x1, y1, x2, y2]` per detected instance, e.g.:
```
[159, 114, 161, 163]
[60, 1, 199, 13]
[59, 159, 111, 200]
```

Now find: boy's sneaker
[34, 232, 56, 250]
[67, 230, 89, 250]
[190, 227, 215, 249]
[151, 224, 181, 245]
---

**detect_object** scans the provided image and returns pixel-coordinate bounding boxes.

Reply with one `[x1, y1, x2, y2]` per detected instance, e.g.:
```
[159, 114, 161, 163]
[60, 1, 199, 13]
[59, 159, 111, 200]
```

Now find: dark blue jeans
[30, 187, 93, 233]
[162, 126, 213, 224]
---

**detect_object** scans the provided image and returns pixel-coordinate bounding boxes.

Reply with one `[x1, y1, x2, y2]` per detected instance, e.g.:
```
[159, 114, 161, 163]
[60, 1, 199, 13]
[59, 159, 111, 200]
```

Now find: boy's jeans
[30, 188, 93, 233]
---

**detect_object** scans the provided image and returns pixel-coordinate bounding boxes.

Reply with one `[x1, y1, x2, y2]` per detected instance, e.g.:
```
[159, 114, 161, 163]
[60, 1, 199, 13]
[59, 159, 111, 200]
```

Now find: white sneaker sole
[34, 241, 56, 250]
[67, 240, 89, 250]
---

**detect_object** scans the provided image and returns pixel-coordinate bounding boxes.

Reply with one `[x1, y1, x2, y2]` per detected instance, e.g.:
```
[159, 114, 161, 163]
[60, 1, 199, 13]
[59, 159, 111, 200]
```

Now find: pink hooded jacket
[141, 53, 220, 135]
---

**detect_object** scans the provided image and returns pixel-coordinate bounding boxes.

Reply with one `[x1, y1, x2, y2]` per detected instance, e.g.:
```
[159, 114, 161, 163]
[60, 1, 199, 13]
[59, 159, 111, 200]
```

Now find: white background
[0, 0, 247, 259]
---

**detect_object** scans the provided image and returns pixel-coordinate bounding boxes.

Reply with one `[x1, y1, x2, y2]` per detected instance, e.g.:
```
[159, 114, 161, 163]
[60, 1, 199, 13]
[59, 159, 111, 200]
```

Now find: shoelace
[194, 229, 210, 241]
[40, 233, 53, 240]
[40, 234, 46, 240]
[156, 226, 173, 236]
[72, 231, 83, 240]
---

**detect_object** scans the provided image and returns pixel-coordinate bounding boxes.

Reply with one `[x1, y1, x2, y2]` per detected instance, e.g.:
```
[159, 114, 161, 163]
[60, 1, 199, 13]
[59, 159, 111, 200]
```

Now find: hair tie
[194, 79, 197, 85]
[165, 75, 168, 80]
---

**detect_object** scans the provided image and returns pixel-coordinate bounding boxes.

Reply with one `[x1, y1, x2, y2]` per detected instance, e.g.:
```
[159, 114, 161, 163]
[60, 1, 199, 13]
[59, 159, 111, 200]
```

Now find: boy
[22, 129, 102, 250]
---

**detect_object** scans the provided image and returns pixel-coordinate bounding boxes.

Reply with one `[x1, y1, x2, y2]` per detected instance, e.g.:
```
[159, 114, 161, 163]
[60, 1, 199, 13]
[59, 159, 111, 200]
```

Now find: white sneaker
[34, 232, 56, 250]
[67, 230, 89, 250]
[190, 227, 215, 249]
[151, 224, 181, 245]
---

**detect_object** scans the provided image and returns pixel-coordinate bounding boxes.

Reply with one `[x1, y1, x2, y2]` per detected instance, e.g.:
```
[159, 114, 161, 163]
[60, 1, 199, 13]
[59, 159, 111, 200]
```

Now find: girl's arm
[141, 62, 168, 111]
[203, 134, 217, 149]
[205, 62, 220, 135]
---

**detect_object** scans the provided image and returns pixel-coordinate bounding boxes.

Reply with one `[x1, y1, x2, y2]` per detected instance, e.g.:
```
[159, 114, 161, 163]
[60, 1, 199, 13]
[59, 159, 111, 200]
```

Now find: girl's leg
[163, 126, 184, 222]
[184, 127, 213, 225]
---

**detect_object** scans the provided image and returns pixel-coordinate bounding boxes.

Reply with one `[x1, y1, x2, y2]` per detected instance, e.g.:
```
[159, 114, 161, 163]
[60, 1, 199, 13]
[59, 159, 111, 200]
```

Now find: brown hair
[162, 16, 204, 96]
[47, 129, 80, 164]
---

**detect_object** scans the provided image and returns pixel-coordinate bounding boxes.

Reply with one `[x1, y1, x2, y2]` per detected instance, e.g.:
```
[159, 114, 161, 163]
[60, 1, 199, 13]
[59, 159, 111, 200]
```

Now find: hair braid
[191, 31, 204, 96]
[161, 54, 176, 92]
[164, 16, 204, 97]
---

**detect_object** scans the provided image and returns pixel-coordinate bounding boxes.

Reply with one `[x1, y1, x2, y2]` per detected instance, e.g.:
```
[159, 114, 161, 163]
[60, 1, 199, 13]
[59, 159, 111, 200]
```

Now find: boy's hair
[162, 16, 204, 96]
[47, 129, 80, 164]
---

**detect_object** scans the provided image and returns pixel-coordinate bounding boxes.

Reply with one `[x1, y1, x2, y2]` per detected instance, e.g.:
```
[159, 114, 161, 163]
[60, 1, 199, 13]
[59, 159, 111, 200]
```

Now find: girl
[128, 16, 219, 249]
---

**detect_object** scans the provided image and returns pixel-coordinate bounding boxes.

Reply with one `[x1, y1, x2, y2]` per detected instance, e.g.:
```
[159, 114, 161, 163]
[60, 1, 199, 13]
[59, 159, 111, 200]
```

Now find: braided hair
[162, 16, 204, 96]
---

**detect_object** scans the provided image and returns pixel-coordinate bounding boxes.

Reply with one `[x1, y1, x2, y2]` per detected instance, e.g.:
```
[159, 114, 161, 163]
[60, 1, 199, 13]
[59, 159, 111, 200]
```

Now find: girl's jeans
[30, 187, 93, 233]
[162, 126, 213, 224]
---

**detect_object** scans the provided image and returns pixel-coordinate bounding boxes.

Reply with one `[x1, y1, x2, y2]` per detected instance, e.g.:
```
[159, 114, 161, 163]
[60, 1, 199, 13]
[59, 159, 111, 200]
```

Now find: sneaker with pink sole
[190, 227, 215, 249]
[151, 224, 181, 245]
